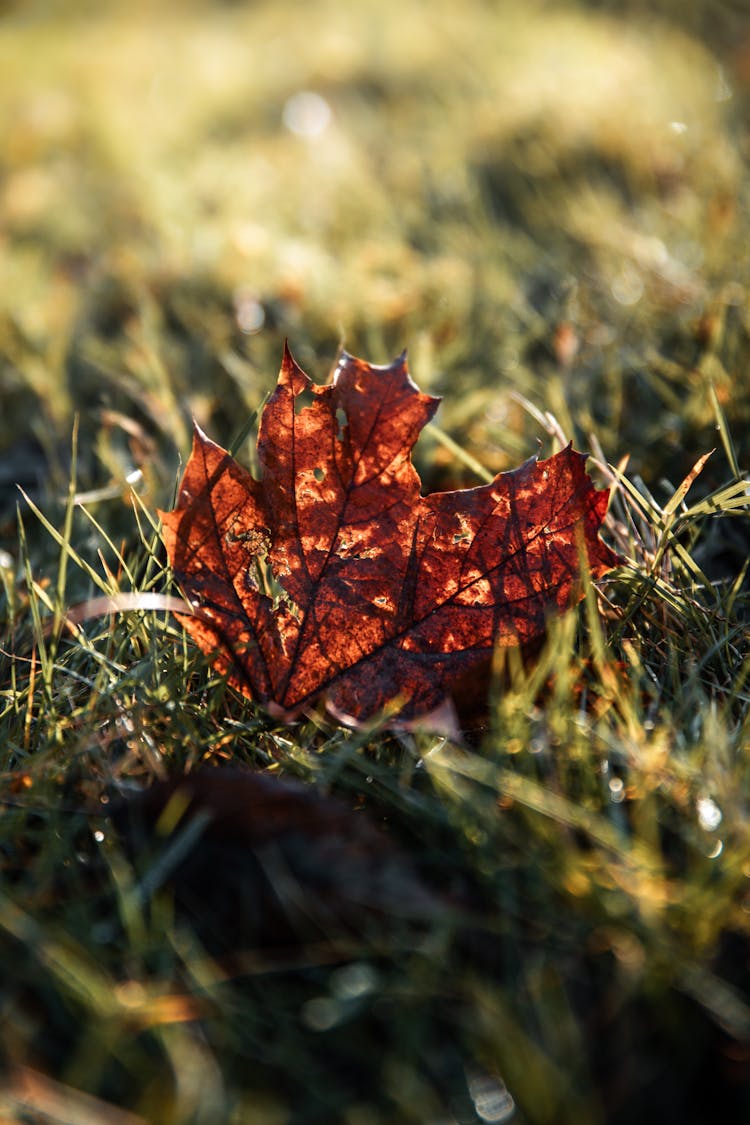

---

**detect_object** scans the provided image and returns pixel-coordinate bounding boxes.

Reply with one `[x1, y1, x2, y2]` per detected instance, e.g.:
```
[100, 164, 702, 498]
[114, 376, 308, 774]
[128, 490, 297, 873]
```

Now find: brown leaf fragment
[111, 768, 447, 951]
[160, 346, 618, 724]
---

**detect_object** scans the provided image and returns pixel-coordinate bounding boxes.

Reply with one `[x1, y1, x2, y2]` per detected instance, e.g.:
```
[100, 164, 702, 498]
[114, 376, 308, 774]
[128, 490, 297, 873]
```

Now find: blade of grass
[709, 382, 741, 480]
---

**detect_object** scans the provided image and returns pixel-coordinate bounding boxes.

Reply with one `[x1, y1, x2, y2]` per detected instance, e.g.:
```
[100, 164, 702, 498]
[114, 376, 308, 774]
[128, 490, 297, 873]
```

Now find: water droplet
[234, 287, 265, 334]
[609, 777, 625, 802]
[467, 1067, 515, 1123]
[282, 91, 332, 138]
[697, 795, 722, 832]
[611, 266, 644, 306]
[332, 963, 377, 1000]
[301, 996, 341, 1031]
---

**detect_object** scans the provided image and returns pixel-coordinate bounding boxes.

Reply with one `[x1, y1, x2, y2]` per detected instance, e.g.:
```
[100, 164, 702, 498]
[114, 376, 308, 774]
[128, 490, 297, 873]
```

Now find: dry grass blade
[65, 593, 193, 628]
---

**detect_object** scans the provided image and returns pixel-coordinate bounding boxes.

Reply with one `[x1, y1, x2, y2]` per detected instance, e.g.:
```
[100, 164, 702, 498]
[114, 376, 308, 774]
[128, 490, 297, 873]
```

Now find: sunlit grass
[3, 354, 750, 1121]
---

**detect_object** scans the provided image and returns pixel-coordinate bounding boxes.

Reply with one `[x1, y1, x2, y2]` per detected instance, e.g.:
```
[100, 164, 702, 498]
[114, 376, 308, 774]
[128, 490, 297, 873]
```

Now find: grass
[2, 0, 750, 1121]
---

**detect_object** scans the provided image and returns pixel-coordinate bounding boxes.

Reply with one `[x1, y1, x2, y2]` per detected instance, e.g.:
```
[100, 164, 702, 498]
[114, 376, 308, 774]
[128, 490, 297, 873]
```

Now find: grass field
[2, 1, 750, 1122]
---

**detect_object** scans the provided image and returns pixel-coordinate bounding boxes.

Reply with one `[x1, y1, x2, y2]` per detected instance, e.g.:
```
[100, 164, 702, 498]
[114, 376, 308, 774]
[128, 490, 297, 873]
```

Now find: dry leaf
[161, 347, 617, 724]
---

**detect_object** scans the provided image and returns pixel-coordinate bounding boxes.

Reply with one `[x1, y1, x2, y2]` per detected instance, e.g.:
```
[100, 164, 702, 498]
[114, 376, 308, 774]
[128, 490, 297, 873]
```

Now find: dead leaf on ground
[161, 347, 618, 726]
[111, 768, 449, 953]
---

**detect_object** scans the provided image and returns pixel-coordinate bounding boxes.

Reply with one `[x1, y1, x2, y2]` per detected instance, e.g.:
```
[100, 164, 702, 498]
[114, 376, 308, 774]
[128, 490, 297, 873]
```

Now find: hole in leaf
[335, 407, 348, 441]
[294, 387, 317, 415]
[313, 467, 325, 483]
[452, 515, 472, 545]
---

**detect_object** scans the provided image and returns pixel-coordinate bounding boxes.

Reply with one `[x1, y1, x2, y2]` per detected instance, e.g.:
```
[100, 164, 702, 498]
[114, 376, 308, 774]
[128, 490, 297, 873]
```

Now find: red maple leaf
[160, 347, 618, 725]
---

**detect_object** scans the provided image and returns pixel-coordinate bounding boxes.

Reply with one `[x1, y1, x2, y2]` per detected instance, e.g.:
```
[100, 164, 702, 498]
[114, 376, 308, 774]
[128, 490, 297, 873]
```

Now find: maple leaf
[160, 346, 618, 725]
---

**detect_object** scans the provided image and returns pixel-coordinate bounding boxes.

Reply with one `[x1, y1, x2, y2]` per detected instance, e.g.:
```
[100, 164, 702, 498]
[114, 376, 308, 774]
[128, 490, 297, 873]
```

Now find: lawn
[2, 1, 750, 1122]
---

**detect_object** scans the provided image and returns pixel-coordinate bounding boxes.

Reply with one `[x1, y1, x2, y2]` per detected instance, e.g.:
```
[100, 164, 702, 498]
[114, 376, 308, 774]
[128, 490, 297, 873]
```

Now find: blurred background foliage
[1, 0, 749, 540]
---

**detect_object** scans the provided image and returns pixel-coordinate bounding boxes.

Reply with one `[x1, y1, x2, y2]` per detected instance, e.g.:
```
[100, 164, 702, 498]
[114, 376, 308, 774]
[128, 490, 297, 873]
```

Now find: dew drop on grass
[609, 776, 625, 803]
[611, 265, 644, 306]
[282, 91, 332, 138]
[696, 795, 722, 832]
[466, 1067, 515, 1123]
[234, 287, 265, 334]
[301, 995, 341, 1031]
[332, 963, 377, 1000]
[115, 980, 147, 1008]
